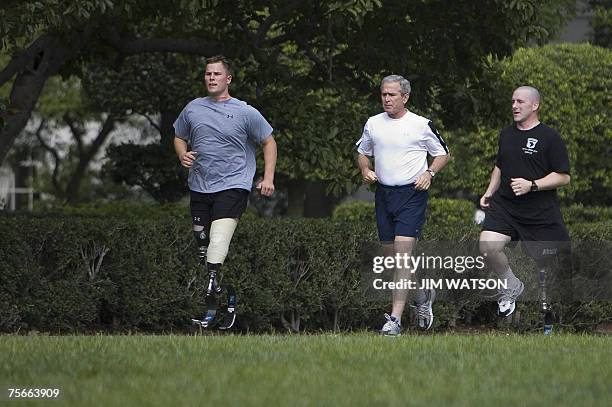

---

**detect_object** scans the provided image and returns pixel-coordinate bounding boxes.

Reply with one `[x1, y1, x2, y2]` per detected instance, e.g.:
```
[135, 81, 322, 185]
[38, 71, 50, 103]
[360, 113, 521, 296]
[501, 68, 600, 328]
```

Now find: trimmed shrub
[562, 204, 612, 224]
[1, 212, 609, 333]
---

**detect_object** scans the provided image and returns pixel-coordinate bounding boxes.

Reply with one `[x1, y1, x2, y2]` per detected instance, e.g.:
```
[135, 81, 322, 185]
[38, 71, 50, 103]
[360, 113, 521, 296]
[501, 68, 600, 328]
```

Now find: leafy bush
[1, 212, 609, 333]
[35, 200, 188, 218]
[562, 204, 612, 223]
[332, 200, 375, 223]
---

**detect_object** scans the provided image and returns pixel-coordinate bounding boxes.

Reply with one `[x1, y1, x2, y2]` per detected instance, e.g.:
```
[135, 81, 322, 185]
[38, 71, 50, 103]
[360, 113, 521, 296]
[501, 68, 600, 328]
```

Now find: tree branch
[0, 29, 92, 165]
[63, 114, 84, 156]
[86, 114, 116, 160]
[254, 0, 303, 47]
[134, 111, 162, 135]
[0, 34, 54, 86]
[64, 114, 117, 205]
[33, 119, 63, 196]
[262, 32, 294, 48]
[102, 29, 225, 57]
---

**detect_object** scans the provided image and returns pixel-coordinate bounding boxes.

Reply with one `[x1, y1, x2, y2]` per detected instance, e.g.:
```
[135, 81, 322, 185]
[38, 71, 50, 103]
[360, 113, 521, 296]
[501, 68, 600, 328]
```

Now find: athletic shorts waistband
[377, 182, 416, 190]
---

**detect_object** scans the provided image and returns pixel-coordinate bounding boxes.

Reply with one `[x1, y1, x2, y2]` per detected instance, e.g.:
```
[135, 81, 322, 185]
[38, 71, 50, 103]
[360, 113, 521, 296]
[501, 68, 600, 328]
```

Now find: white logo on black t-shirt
[526, 138, 538, 149]
[522, 137, 539, 155]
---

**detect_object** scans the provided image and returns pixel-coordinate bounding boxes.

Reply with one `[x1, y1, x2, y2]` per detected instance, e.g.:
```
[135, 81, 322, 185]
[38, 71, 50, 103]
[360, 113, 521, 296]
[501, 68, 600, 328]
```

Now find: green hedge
[33, 200, 188, 218]
[562, 204, 612, 223]
[1, 212, 610, 333]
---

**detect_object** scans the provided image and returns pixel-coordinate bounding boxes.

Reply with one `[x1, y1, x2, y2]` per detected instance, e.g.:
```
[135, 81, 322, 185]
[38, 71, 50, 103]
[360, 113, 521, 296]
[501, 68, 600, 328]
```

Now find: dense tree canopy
[0, 0, 578, 209]
[1, 0, 576, 157]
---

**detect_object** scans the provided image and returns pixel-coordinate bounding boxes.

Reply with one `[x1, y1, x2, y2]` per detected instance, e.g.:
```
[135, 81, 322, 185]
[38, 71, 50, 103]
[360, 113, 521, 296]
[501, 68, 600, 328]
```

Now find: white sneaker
[413, 288, 436, 331]
[380, 313, 402, 336]
[497, 280, 524, 317]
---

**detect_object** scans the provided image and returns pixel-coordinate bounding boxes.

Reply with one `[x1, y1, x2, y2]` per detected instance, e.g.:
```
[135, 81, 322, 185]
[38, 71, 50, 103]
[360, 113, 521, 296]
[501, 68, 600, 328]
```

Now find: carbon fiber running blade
[218, 284, 236, 330]
[217, 311, 236, 330]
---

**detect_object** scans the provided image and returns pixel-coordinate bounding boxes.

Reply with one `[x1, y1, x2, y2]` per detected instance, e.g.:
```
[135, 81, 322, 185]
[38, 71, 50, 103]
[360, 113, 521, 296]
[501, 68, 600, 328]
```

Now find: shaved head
[514, 86, 541, 104]
[512, 86, 541, 127]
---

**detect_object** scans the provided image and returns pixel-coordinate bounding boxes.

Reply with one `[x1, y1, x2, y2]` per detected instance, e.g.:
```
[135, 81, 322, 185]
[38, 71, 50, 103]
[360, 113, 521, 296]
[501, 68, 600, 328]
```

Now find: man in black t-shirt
[479, 86, 571, 317]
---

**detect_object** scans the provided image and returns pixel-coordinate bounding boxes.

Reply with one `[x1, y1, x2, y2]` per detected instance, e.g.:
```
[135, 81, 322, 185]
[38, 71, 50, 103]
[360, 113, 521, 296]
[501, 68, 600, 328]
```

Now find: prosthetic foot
[191, 265, 237, 330]
[539, 269, 554, 335]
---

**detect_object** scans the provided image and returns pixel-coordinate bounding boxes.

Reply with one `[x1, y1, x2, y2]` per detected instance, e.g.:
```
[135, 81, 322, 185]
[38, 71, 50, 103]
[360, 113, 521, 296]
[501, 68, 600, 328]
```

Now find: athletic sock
[412, 288, 427, 305]
[499, 265, 521, 290]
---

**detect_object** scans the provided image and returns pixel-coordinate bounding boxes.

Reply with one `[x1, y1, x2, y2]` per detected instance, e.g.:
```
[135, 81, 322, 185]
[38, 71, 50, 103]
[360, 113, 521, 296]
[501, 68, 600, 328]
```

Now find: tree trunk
[0, 71, 49, 166]
[0, 32, 91, 165]
[65, 116, 116, 205]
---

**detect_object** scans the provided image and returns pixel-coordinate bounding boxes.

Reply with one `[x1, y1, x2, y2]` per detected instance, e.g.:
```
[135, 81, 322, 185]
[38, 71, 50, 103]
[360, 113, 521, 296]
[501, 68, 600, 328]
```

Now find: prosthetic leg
[536, 239, 573, 336]
[191, 219, 238, 330]
[539, 268, 554, 335]
[191, 263, 237, 330]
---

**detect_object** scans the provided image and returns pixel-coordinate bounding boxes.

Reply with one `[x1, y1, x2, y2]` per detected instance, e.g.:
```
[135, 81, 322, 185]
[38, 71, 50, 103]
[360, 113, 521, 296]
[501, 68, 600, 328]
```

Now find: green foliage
[589, 0, 612, 47]
[2, 0, 579, 190]
[103, 143, 188, 203]
[567, 221, 612, 240]
[441, 126, 504, 197]
[37, 76, 87, 118]
[2, 210, 609, 333]
[36, 200, 187, 218]
[15, 74, 126, 205]
[562, 204, 612, 223]
[81, 53, 204, 117]
[266, 87, 371, 195]
[332, 200, 376, 223]
[0, 96, 5, 129]
[0, 214, 199, 332]
[0, 214, 375, 332]
[0, 1, 220, 52]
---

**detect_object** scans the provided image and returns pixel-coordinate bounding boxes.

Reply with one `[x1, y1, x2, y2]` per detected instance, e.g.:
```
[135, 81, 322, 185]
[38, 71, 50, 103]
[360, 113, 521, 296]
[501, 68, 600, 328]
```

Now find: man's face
[205, 62, 231, 96]
[380, 82, 408, 117]
[511, 89, 538, 124]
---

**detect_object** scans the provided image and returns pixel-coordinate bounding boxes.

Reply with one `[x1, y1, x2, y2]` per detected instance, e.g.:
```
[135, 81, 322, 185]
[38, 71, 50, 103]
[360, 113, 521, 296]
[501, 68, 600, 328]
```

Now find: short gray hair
[381, 75, 411, 95]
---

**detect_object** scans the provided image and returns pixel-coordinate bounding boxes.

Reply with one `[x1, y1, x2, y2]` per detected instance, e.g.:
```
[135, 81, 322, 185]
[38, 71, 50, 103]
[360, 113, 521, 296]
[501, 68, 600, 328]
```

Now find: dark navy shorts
[375, 183, 428, 243]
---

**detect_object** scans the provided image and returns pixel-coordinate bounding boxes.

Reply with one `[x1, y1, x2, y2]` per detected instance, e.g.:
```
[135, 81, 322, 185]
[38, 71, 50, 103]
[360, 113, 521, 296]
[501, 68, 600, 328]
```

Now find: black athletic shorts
[482, 198, 570, 265]
[190, 188, 249, 226]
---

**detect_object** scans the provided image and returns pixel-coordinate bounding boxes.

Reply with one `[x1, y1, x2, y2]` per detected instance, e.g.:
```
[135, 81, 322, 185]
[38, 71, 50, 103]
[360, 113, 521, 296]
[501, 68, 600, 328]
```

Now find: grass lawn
[1, 333, 610, 406]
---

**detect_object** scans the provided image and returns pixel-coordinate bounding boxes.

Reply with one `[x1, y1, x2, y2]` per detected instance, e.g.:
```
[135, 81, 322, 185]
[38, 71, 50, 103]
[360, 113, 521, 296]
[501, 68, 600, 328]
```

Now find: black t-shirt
[493, 123, 570, 218]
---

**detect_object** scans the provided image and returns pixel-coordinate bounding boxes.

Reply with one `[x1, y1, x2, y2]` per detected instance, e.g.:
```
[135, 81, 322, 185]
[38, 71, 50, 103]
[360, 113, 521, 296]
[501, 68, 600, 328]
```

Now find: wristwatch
[426, 169, 436, 178]
[531, 180, 539, 192]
